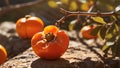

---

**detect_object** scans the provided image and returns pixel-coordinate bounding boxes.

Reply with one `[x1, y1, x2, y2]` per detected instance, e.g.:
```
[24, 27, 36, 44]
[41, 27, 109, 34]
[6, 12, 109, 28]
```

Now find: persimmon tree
[47, 0, 120, 59]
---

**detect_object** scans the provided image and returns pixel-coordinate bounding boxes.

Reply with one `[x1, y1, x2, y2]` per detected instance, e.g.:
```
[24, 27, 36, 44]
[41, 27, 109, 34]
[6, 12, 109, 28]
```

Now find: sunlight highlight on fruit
[0, 45, 7, 64]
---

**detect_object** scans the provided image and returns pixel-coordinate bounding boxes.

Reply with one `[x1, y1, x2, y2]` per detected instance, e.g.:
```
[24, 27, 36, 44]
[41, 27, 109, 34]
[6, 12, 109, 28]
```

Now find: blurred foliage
[0, 0, 35, 7]
[0, 0, 119, 23]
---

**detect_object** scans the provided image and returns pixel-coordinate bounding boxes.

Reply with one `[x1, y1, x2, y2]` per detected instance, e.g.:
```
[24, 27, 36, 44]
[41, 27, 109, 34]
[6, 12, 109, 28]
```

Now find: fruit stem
[45, 32, 56, 42]
[25, 15, 31, 19]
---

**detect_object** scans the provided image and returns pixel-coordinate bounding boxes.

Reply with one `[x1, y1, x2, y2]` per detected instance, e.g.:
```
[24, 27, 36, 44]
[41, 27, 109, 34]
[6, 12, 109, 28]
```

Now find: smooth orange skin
[44, 25, 59, 35]
[81, 25, 97, 39]
[31, 26, 69, 60]
[0, 45, 7, 64]
[16, 16, 44, 39]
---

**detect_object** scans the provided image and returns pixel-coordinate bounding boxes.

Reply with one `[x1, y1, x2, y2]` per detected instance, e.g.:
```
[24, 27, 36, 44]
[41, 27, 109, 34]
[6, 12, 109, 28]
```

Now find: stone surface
[0, 22, 120, 68]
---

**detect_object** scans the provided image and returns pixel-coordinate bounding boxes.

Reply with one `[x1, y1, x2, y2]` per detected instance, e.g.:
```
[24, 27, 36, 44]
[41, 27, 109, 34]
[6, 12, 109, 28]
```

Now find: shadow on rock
[0, 21, 31, 59]
[31, 57, 120, 68]
[0, 35, 31, 59]
[70, 57, 120, 68]
[31, 58, 74, 68]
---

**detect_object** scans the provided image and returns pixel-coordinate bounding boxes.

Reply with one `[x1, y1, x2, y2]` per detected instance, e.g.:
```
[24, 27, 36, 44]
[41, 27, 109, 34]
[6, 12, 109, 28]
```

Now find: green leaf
[114, 23, 119, 32]
[97, 26, 108, 40]
[102, 44, 110, 57]
[91, 17, 106, 25]
[111, 16, 117, 21]
[106, 23, 118, 39]
[68, 20, 77, 31]
[106, 33, 113, 39]
[91, 26, 102, 36]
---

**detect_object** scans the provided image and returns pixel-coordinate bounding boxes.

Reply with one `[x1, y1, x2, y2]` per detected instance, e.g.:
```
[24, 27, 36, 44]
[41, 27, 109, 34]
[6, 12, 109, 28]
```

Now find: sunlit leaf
[102, 41, 115, 51]
[107, 35, 118, 42]
[97, 26, 108, 40]
[115, 5, 120, 12]
[69, 1, 78, 11]
[61, 0, 69, 5]
[106, 33, 113, 39]
[48, 0, 58, 8]
[79, 0, 87, 3]
[91, 17, 106, 25]
[106, 23, 119, 39]
[106, 42, 115, 46]
[68, 20, 77, 31]
[102, 45, 109, 51]
[91, 26, 102, 36]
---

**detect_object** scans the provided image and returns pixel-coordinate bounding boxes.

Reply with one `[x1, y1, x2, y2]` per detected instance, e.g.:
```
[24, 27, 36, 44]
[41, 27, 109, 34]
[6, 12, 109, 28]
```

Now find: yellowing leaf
[61, 0, 69, 5]
[69, 1, 78, 11]
[80, 3, 89, 11]
[48, 0, 58, 8]
[69, 20, 77, 31]
[107, 5, 114, 11]
[91, 17, 106, 25]
[89, 0, 94, 5]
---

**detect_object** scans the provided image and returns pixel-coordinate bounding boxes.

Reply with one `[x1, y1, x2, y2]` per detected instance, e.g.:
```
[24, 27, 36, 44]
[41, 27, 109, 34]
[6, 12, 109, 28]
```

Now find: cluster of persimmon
[0, 15, 97, 64]
[16, 15, 69, 60]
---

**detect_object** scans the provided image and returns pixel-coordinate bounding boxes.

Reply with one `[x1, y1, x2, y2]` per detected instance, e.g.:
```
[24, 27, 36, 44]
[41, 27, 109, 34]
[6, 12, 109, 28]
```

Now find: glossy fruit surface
[0, 45, 7, 64]
[31, 25, 69, 59]
[80, 25, 97, 39]
[16, 15, 44, 39]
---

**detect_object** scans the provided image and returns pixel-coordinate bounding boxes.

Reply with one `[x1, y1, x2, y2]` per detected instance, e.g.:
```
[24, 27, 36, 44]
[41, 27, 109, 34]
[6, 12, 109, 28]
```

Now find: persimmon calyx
[45, 32, 56, 42]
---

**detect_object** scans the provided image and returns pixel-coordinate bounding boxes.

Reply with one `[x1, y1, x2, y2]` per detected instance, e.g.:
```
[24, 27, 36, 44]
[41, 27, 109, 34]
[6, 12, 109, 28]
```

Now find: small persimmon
[80, 25, 97, 39]
[31, 25, 69, 60]
[0, 45, 7, 64]
[16, 15, 44, 39]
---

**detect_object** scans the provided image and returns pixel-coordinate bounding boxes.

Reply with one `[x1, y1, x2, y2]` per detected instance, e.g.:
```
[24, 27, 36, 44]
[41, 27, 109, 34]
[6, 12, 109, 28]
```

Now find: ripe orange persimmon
[16, 15, 44, 39]
[31, 25, 69, 60]
[0, 45, 7, 64]
[80, 25, 97, 39]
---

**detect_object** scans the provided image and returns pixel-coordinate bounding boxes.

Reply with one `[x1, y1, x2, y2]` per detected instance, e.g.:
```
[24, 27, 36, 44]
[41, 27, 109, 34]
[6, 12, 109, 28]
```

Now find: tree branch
[61, 8, 120, 16]
[55, 8, 120, 26]
[0, 0, 46, 16]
